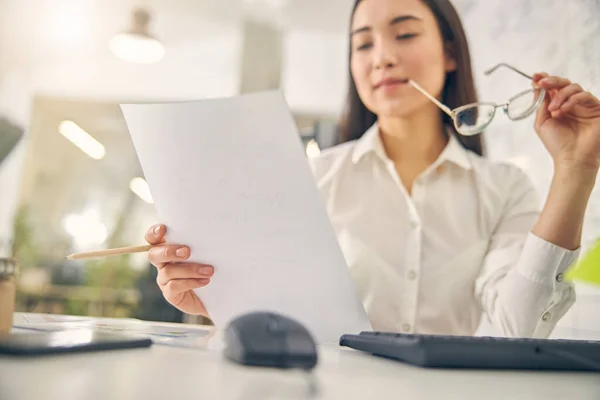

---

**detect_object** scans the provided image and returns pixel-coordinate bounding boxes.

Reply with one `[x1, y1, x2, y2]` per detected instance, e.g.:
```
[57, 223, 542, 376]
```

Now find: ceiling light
[58, 120, 105, 160]
[110, 7, 165, 64]
[130, 177, 154, 204]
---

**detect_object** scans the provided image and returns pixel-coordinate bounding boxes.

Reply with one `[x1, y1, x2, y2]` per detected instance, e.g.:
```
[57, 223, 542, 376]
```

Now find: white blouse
[309, 122, 579, 338]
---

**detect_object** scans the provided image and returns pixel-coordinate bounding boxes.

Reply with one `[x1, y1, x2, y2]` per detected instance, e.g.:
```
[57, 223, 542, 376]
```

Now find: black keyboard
[339, 331, 600, 372]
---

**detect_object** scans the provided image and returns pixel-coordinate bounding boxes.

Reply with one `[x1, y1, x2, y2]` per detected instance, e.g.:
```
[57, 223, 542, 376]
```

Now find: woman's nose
[373, 41, 398, 70]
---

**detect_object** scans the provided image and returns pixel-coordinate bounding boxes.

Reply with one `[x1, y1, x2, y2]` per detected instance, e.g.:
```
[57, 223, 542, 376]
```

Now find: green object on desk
[565, 239, 600, 285]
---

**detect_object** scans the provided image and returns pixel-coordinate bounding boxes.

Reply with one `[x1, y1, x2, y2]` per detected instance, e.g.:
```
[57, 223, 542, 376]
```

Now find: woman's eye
[396, 33, 417, 40]
[356, 42, 372, 51]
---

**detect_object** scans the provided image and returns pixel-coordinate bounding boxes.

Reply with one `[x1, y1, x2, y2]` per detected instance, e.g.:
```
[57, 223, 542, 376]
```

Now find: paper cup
[0, 258, 17, 335]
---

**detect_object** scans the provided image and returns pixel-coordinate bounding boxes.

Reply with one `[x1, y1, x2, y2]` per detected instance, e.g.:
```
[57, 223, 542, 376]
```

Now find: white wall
[460, 0, 600, 339]
[282, 30, 349, 116]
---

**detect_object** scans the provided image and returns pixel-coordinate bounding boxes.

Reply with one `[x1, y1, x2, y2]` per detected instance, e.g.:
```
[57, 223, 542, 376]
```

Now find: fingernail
[199, 266, 212, 276]
[176, 247, 189, 258]
[153, 225, 161, 234]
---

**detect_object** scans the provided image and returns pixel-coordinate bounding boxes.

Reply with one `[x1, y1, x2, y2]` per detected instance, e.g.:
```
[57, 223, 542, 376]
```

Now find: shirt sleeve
[474, 165, 579, 338]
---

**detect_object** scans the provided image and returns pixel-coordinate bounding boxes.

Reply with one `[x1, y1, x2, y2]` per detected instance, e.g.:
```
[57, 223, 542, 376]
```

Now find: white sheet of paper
[120, 91, 371, 344]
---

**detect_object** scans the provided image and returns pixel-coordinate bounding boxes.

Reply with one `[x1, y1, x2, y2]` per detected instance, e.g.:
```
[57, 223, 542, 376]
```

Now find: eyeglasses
[409, 63, 546, 136]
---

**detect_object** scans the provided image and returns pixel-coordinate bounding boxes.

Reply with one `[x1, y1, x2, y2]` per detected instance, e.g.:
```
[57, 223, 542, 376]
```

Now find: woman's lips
[374, 78, 409, 91]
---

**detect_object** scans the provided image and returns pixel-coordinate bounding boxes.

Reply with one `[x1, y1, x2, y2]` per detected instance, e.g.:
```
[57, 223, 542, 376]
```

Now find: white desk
[1, 314, 599, 400]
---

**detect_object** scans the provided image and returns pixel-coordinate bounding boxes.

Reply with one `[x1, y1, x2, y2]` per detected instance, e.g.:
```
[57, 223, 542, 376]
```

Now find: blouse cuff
[516, 233, 580, 287]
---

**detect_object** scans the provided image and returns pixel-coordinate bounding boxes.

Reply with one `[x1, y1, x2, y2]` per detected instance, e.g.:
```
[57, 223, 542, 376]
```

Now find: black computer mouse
[223, 311, 318, 370]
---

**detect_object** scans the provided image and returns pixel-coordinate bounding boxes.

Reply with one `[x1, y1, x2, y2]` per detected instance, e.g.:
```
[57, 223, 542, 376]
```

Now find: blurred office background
[0, 0, 598, 336]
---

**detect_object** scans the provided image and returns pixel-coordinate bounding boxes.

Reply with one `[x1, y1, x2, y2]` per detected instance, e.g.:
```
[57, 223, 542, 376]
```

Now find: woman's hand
[529, 73, 600, 250]
[532, 73, 600, 175]
[145, 224, 213, 316]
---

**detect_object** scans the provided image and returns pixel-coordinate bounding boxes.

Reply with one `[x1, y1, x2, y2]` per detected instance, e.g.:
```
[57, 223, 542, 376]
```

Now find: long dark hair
[339, 0, 484, 156]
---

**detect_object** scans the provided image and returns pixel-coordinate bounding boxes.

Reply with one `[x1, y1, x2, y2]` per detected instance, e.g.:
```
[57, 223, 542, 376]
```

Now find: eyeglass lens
[454, 104, 496, 135]
[506, 88, 545, 120]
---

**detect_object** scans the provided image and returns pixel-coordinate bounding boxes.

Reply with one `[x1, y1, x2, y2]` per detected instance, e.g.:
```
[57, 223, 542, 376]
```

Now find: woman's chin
[373, 102, 420, 119]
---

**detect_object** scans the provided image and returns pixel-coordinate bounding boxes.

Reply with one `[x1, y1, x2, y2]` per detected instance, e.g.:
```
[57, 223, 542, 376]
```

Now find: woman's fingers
[148, 244, 190, 268]
[537, 75, 572, 91]
[531, 74, 591, 120]
[548, 83, 584, 111]
[162, 278, 211, 300]
[145, 224, 166, 245]
[559, 92, 585, 113]
[532, 72, 549, 85]
[142, 223, 214, 314]
[535, 91, 553, 131]
[559, 91, 600, 115]
[145, 224, 196, 269]
[156, 263, 214, 286]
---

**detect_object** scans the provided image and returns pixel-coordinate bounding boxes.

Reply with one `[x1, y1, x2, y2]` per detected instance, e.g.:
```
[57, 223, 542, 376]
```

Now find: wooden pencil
[66, 244, 154, 260]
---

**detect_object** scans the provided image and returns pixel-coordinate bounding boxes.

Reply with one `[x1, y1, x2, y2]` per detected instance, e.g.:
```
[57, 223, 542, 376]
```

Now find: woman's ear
[444, 42, 457, 72]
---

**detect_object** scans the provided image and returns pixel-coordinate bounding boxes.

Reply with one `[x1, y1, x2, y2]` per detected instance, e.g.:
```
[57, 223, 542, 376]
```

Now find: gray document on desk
[120, 91, 371, 344]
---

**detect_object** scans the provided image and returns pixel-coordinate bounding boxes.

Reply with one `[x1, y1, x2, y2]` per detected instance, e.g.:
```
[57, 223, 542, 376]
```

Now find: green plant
[11, 204, 40, 269]
[84, 255, 140, 289]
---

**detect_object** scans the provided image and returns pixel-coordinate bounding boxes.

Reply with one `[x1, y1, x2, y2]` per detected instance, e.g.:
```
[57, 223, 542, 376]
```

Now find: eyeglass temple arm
[484, 62, 533, 80]
[408, 80, 454, 117]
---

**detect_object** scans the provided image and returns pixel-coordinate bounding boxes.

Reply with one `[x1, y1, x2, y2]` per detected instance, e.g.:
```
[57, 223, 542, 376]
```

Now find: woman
[144, 0, 600, 337]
